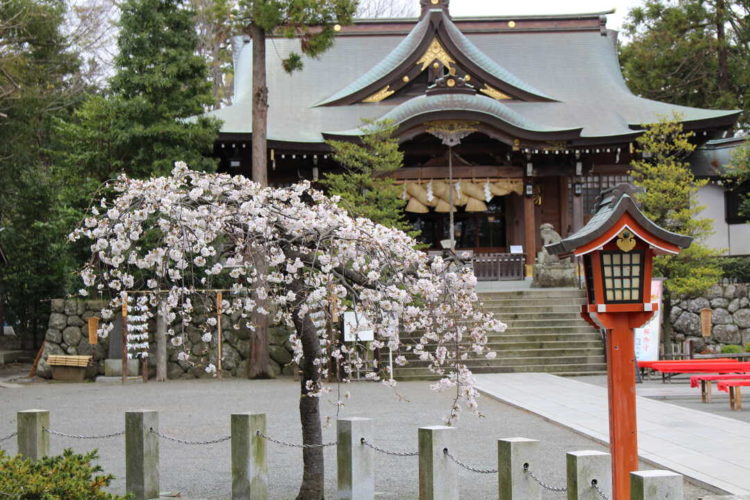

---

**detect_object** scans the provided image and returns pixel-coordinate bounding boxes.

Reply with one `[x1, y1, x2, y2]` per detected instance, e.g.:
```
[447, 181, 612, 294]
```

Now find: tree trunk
[293, 287, 325, 499]
[716, 0, 730, 94]
[250, 23, 268, 187]
[247, 250, 273, 379]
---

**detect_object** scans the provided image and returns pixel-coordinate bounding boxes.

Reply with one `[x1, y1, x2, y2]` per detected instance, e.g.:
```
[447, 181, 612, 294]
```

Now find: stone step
[502, 318, 591, 327]
[481, 300, 587, 309]
[399, 354, 606, 368]
[502, 325, 600, 334]
[478, 290, 586, 299]
[498, 312, 583, 321]
[392, 363, 608, 381]
[483, 340, 604, 350]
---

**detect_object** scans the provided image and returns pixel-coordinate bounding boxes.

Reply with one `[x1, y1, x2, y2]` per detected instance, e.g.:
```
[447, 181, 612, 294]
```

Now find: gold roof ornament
[480, 84, 511, 100]
[362, 85, 395, 103]
[417, 38, 455, 71]
[617, 229, 637, 252]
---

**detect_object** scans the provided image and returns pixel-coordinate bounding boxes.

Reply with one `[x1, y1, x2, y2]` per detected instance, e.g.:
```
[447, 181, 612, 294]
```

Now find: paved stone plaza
[0, 371, 718, 499]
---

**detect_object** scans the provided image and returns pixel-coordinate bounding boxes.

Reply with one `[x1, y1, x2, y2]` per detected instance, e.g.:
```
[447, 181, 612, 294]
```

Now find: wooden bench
[690, 374, 750, 403]
[47, 355, 92, 381]
[639, 360, 749, 382]
[717, 380, 750, 410]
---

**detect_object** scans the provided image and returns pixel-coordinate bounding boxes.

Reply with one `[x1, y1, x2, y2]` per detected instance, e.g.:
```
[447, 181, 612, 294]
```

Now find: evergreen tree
[630, 116, 723, 339]
[620, 0, 750, 126]
[0, 0, 83, 347]
[320, 120, 412, 233]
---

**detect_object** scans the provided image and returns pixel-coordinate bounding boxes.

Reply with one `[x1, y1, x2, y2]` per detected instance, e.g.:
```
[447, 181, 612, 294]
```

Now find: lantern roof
[546, 184, 693, 257]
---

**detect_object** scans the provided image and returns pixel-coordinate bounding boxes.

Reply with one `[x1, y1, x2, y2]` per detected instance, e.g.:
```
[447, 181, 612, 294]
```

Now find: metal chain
[360, 438, 418, 457]
[591, 479, 609, 500]
[443, 448, 497, 474]
[257, 430, 335, 449]
[0, 431, 16, 443]
[150, 428, 230, 445]
[44, 428, 125, 440]
[523, 463, 567, 493]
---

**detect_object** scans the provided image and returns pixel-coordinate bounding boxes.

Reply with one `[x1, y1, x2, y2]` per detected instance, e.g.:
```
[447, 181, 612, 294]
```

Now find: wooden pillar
[572, 187, 584, 233]
[559, 177, 570, 237]
[523, 190, 536, 276]
[606, 316, 639, 500]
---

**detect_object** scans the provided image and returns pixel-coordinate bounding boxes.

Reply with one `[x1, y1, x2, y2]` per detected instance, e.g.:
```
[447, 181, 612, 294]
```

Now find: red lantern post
[547, 185, 691, 500]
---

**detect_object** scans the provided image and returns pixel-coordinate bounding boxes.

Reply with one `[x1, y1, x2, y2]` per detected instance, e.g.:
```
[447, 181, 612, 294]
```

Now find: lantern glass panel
[600, 250, 644, 303]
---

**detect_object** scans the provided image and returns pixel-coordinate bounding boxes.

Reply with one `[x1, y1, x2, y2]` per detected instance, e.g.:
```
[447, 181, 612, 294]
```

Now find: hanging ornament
[483, 179, 492, 202]
[426, 180, 434, 202]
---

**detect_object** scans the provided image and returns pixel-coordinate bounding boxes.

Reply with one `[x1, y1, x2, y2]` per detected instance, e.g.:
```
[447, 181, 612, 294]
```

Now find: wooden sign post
[700, 308, 713, 338]
[121, 293, 128, 384]
[216, 292, 223, 379]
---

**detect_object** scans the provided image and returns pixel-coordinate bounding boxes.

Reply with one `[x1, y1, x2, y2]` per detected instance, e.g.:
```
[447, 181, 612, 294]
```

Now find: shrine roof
[205, 7, 740, 146]
[546, 187, 693, 257]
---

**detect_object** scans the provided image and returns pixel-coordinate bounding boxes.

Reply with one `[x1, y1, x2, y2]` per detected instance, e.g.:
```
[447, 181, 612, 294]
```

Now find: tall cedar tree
[321, 120, 413, 233]
[631, 116, 722, 340]
[0, 0, 82, 347]
[234, 0, 357, 390]
[109, 0, 220, 176]
[620, 0, 750, 126]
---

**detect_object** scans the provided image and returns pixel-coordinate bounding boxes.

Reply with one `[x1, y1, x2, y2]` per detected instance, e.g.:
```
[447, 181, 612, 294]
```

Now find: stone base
[531, 262, 578, 288]
[104, 358, 140, 377]
[95, 375, 143, 384]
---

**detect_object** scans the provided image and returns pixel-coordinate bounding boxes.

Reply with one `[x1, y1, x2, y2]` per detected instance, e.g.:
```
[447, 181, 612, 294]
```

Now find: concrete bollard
[17, 409, 49, 460]
[567, 450, 611, 500]
[231, 413, 268, 500]
[337, 417, 374, 500]
[418, 425, 457, 500]
[125, 410, 159, 500]
[498, 437, 541, 500]
[631, 470, 683, 500]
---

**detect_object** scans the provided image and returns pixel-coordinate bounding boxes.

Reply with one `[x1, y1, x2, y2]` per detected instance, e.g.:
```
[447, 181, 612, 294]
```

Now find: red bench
[639, 360, 750, 382]
[717, 380, 750, 410]
[690, 374, 750, 403]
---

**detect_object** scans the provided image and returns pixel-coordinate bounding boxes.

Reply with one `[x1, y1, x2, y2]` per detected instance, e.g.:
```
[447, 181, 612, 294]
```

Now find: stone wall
[670, 283, 750, 349]
[38, 299, 295, 379]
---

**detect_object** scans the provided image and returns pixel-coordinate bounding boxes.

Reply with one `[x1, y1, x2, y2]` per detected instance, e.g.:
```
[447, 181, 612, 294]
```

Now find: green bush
[721, 344, 743, 354]
[720, 256, 750, 283]
[0, 449, 127, 499]
[745, 343, 750, 353]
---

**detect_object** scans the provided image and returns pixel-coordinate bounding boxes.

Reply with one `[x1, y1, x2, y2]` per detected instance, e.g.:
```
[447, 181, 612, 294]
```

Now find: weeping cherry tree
[71, 163, 505, 498]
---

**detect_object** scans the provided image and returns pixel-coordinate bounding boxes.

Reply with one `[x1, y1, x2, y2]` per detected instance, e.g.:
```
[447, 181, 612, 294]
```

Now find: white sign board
[510, 245, 524, 254]
[343, 311, 374, 342]
[634, 279, 663, 362]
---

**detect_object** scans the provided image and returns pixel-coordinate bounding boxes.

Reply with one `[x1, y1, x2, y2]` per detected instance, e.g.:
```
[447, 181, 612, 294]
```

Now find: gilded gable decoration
[480, 85, 511, 100]
[416, 38, 455, 72]
[362, 85, 395, 103]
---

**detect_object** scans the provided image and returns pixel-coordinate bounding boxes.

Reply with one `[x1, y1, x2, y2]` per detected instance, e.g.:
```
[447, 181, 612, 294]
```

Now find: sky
[448, 0, 645, 31]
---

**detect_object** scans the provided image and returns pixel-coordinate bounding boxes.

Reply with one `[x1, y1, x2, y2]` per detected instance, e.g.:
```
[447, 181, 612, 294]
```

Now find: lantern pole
[605, 314, 639, 500]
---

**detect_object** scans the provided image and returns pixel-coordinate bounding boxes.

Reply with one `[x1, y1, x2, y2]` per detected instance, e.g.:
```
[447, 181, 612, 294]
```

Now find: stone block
[67, 315, 85, 327]
[711, 298, 730, 309]
[673, 312, 701, 336]
[669, 306, 683, 324]
[50, 299, 65, 313]
[104, 358, 140, 376]
[222, 344, 241, 371]
[724, 284, 738, 299]
[713, 324, 740, 344]
[46, 328, 62, 343]
[167, 362, 186, 380]
[125, 410, 159, 500]
[630, 470, 682, 500]
[707, 285, 723, 299]
[48, 313, 67, 331]
[713, 308, 733, 325]
[62, 326, 82, 346]
[531, 262, 577, 288]
[734, 309, 750, 328]
[687, 297, 710, 313]
[729, 298, 742, 313]
[64, 300, 78, 316]
[270, 345, 292, 365]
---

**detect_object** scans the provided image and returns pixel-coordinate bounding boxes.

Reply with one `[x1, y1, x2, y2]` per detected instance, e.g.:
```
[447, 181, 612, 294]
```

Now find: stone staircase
[390, 288, 607, 381]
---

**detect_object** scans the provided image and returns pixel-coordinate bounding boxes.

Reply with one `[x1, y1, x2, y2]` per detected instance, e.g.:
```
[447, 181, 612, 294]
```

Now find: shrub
[720, 256, 750, 283]
[745, 343, 750, 353]
[0, 449, 127, 499]
[721, 344, 743, 354]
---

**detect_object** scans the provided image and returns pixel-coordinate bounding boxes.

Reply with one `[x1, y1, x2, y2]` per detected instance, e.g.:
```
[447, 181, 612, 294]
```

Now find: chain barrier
[0, 431, 17, 443]
[257, 430, 335, 449]
[523, 463, 567, 493]
[591, 479, 609, 499]
[443, 448, 497, 474]
[150, 428, 230, 445]
[43, 427, 125, 440]
[360, 438, 418, 457]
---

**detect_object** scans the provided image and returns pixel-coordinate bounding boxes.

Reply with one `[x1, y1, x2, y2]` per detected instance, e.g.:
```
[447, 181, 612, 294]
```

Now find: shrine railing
[472, 252, 525, 281]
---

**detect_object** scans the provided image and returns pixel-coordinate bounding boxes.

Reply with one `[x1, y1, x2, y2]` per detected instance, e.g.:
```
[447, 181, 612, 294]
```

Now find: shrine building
[205, 0, 748, 277]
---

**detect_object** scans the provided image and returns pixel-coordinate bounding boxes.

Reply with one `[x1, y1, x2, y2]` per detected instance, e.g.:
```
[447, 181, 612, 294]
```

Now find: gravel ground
[0, 369, 716, 499]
